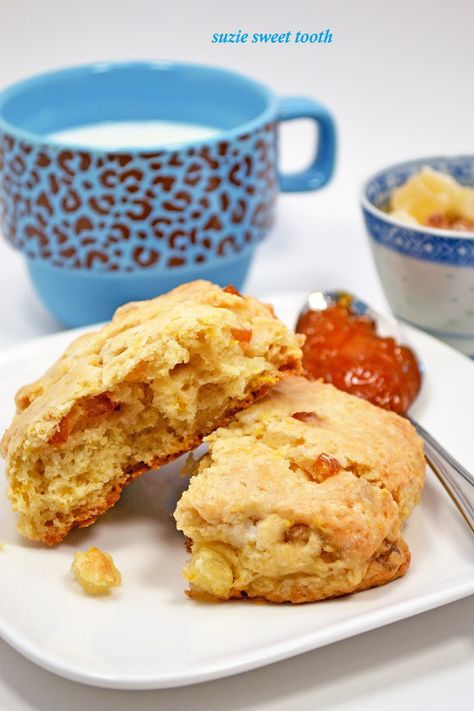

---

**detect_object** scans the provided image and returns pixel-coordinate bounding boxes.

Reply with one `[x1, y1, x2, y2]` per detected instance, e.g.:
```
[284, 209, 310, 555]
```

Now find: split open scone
[174, 377, 425, 603]
[2, 281, 303, 545]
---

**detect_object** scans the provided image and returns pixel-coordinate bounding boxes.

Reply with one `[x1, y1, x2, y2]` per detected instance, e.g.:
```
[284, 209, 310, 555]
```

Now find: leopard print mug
[0, 61, 336, 326]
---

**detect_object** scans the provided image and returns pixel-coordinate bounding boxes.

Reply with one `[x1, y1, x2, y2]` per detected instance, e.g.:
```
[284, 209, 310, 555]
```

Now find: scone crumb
[71, 546, 121, 595]
[291, 411, 322, 424]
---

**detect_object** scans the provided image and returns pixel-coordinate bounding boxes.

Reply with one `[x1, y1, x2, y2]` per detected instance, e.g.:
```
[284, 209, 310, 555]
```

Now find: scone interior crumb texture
[174, 377, 425, 603]
[71, 546, 121, 595]
[2, 281, 303, 545]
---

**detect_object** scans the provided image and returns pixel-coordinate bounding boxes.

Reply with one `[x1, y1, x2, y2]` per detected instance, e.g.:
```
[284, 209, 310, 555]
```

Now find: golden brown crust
[353, 538, 411, 595]
[264, 538, 411, 604]
[185, 537, 410, 604]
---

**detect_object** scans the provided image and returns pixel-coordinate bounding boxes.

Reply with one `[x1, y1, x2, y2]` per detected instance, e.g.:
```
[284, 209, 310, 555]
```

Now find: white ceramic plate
[0, 292, 472, 690]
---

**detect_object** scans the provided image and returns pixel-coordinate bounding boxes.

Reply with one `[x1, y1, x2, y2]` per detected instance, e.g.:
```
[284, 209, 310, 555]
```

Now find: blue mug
[0, 61, 336, 326]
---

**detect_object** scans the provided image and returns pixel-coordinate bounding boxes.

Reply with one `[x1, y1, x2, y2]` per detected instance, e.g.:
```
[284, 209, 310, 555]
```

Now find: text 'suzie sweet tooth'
[1, 281, 303, 545]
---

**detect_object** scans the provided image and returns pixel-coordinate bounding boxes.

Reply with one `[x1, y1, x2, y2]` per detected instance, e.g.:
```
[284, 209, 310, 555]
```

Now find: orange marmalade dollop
[296, 298, 421, 415]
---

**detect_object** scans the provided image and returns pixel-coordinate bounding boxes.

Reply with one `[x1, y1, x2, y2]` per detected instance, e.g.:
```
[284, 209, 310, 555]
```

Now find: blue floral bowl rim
[361, 154, 474, 241]
[0, 59, 279, 155]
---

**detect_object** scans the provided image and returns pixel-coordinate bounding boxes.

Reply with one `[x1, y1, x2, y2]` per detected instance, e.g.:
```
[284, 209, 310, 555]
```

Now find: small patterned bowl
[361, 156, 474, 357]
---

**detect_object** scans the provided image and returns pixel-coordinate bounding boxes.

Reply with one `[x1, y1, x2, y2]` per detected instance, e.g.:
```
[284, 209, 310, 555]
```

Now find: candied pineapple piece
[390, 167, 474, 229]
[71, 546, 121, 595]
[391, 167, 461, 222]
[184, 545, 234, 598]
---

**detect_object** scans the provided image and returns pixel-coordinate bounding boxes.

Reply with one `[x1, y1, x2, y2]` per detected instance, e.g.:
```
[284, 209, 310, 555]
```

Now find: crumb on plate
[71, 546, 121, 595]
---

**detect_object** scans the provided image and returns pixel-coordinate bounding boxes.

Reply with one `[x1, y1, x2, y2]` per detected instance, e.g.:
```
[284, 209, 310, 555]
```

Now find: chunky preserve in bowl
[361, 155, 474, 357]
[389, 167, 474, 232]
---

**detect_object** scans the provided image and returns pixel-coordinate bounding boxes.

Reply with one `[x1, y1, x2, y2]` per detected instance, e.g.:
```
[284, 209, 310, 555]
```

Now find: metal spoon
[298, 290, 474, 534]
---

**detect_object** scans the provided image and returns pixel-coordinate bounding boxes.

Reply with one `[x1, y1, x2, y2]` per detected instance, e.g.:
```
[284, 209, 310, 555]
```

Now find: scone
[174, 377, 425, 603]
[2, 281, 303, 545]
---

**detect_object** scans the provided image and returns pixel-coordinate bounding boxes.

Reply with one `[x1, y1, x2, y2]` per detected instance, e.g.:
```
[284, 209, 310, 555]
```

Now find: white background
[0, 1, 473, 709]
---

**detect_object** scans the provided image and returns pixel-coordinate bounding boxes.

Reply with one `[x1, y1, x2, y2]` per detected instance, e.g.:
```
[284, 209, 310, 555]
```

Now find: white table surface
[0, 1, 473, 708]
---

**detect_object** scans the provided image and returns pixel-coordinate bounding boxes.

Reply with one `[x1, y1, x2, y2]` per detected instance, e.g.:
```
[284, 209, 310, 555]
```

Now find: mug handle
[277, 97, 336, 192]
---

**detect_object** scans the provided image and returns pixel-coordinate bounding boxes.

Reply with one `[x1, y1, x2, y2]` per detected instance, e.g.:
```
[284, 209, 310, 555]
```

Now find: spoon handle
[409, 417, 474, 534]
